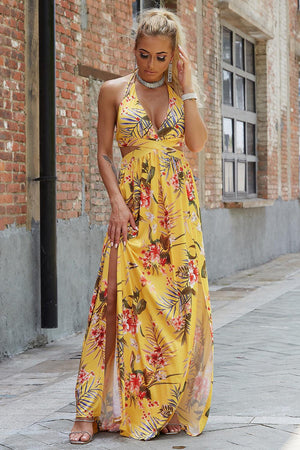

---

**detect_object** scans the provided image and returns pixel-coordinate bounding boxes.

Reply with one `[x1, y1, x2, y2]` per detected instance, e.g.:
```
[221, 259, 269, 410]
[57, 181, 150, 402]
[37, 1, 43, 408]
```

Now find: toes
[80, 433, 90, 442]
[69, 432, 80, 442]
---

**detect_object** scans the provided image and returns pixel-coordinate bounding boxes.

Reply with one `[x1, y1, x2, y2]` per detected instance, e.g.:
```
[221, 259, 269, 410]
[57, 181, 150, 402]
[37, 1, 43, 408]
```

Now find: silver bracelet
[182, 92, 197, 101]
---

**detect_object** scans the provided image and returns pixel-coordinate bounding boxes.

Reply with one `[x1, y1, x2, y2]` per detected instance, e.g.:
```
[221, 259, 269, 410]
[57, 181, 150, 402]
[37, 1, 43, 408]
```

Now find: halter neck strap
[123, 71, 137, 99]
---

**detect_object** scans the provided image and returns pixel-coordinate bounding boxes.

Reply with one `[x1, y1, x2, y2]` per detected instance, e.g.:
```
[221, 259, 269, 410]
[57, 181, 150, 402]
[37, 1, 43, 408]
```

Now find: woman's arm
[97, 80, 137, 248]
[177, 46, 208, 152]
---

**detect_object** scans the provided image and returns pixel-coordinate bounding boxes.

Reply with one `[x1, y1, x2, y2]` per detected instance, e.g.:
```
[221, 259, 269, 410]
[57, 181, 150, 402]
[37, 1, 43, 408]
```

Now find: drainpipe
[37, 0, 57, 328]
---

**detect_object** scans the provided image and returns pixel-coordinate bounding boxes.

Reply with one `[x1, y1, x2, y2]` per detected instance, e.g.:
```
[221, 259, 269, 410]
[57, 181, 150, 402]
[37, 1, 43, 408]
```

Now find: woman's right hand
[108, 199, 137, 248]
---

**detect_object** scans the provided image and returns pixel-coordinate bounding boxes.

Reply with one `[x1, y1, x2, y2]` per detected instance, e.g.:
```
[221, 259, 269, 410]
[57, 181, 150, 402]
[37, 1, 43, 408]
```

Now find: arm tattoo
[102, 155, 118, 179]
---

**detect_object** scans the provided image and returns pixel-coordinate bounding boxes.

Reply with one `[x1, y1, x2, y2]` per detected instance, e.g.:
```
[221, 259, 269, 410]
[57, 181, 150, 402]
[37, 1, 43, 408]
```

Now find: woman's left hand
[177, 45, 193, 93]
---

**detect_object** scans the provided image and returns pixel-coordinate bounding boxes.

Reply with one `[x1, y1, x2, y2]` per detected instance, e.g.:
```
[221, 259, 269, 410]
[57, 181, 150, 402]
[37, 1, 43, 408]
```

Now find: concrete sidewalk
[0, 253, 300, 449]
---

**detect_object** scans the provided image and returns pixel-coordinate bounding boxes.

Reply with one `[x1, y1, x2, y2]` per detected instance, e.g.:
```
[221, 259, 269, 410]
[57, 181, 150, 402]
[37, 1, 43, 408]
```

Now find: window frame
[221, 23, 258, 200]
[132, 0, 177, 24]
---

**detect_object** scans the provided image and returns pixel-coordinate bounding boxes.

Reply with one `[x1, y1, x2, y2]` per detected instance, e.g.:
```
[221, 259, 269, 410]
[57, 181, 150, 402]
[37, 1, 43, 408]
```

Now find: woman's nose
[147, 56, 154, 69]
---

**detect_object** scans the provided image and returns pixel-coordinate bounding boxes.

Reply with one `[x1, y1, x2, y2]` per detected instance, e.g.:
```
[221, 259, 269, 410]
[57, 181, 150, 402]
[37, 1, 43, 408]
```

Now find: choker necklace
[136, 70, 165, 89]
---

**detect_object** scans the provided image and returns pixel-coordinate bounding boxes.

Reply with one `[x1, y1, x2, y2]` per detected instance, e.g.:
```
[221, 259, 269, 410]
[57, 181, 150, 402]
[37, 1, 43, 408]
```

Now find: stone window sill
[223, 198, 275, 209]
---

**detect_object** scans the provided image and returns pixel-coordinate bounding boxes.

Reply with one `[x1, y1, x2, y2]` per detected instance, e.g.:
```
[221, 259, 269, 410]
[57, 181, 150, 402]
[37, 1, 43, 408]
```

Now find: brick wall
[202, 0, 223, 209]
[289, 0, 300, 199]
[56, 0, 135, 223]
[0, 0, 26, 229]
[0, 0, 299, 232]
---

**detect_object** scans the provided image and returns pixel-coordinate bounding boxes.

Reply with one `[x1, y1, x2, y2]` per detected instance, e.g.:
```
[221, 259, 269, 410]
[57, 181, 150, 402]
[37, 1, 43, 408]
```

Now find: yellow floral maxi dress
[75, 78, 213, 440]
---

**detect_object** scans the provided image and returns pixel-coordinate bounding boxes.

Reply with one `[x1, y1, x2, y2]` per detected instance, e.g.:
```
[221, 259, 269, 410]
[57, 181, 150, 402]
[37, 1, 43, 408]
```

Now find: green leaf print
[130, 350, 136, 372]
[146, 166, 155, 183]
[142, 160, 149, 173]
[158, 126, 173, 138]
[160, 234, 170, 250]
[129, 287, 140, 301]
[187, 245, 197, 260]
[181, 286, 196, 297]
[122, 298, 131, 309]
[136, 298, 147, 314]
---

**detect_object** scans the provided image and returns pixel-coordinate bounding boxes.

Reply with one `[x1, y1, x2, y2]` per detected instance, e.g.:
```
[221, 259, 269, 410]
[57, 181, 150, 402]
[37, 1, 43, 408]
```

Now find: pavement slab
[0, 252, 300, 449]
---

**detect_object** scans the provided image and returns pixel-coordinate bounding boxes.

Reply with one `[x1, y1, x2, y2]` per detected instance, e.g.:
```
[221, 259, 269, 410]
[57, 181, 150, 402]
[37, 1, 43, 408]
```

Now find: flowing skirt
[75, 145, 213, 440]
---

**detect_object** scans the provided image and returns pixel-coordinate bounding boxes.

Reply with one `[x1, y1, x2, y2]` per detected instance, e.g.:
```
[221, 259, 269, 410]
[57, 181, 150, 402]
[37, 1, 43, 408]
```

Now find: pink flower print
[171, 315, 184, 331]
[91, 325, 106, 348]
[78, 368, 95, 384]
[138, 390, 146, 400]
[146, 346, 167, 368]
[121, 106, 129, 114]
[140, 243, 167, 270]
[167, 172, 179, 190]
[125, 372, 144, 396]
[194, 326, 202, 343]
[193, 374, 210, 400]
[169, 97, 176, 108]
[140, 185, 151, 208]
[149, 244, 161, 262]
[186, 180, 195, 201]
[89, 292, 97, 317]
[188, 260, 199, 287]
[185, 300, 192, 314]
[122, 308, 139, 335]
[101, 280, 108, 298]
[159, 208, 171, 229]
[156, 370, 167, 381]
[147, 127, 159, 140]
[140, 273, 147, 287]
[130, 227, 138, 238]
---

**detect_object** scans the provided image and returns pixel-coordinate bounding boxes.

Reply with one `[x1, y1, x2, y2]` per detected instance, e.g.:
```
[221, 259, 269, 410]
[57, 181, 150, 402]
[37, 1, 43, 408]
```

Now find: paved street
[0, 253, 300, 449]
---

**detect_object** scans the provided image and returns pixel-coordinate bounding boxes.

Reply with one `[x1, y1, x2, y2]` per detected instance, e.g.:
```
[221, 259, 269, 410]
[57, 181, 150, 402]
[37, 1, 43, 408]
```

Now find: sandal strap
[70, 431, 92, 437]
[75, 417, 94, 423]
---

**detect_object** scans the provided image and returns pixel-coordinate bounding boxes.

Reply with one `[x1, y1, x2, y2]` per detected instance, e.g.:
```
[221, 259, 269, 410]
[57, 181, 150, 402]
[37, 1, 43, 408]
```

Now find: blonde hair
[135, 8, 186, 96]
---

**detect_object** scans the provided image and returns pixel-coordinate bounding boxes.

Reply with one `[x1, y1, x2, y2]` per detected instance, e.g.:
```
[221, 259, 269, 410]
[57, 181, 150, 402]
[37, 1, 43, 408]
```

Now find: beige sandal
[69, 418, 97, 445]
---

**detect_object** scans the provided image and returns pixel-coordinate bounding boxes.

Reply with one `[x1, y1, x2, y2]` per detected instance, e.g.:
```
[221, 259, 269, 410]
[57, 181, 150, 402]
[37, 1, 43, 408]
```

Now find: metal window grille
[132, 0, 177, 22]
[222, 25, 258, 200]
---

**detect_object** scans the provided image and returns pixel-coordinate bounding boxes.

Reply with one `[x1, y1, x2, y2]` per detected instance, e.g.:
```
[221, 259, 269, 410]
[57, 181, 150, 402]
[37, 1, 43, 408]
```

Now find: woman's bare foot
[161, 413, 182, 435]
[69, 420, 94, 444]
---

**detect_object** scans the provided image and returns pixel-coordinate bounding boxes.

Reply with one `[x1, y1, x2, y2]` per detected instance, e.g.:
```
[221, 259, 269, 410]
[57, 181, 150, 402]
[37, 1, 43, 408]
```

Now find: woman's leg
[70, 247, 118, 443]
[104, 246, 118, 365]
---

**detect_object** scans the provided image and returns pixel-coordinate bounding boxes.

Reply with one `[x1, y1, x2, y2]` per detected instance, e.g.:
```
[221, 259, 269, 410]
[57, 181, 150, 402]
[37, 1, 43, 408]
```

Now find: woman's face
[134, 35, 174, 83]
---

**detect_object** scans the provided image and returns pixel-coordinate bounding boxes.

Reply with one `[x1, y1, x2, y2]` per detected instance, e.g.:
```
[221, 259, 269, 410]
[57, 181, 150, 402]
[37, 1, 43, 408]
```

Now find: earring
[168, 61, 173, 83]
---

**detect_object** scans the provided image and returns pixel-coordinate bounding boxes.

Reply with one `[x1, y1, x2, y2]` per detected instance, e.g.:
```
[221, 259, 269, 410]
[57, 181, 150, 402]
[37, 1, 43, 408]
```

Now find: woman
[69, 8, 213, 444]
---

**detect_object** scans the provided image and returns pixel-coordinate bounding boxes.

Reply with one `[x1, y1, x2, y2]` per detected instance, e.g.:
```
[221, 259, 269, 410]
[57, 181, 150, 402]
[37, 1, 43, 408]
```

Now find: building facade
[1, 0, 300, 356]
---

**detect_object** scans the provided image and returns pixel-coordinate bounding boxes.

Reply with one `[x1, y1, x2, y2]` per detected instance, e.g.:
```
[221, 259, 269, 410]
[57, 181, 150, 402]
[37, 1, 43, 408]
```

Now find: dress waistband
[120, 138, 185, 161]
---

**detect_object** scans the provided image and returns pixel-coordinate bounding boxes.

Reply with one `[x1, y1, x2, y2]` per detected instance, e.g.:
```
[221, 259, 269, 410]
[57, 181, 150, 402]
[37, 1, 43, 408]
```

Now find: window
[222, 26, 257, 199]
[132, 0, 177, 24]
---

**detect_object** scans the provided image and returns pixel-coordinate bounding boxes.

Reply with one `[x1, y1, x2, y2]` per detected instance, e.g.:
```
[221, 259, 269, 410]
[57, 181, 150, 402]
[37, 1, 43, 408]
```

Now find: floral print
[75, 77, 213, 440]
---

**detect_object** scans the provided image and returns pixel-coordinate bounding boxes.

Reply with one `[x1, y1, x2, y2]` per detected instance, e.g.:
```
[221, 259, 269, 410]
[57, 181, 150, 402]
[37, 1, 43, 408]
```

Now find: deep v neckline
[133, 82, 171, 135]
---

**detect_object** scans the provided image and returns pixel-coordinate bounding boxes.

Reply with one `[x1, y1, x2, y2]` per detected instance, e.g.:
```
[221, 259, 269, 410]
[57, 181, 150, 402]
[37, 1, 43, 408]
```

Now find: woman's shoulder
[98, 73, 134, 110]
[100, 74, 133, 100]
